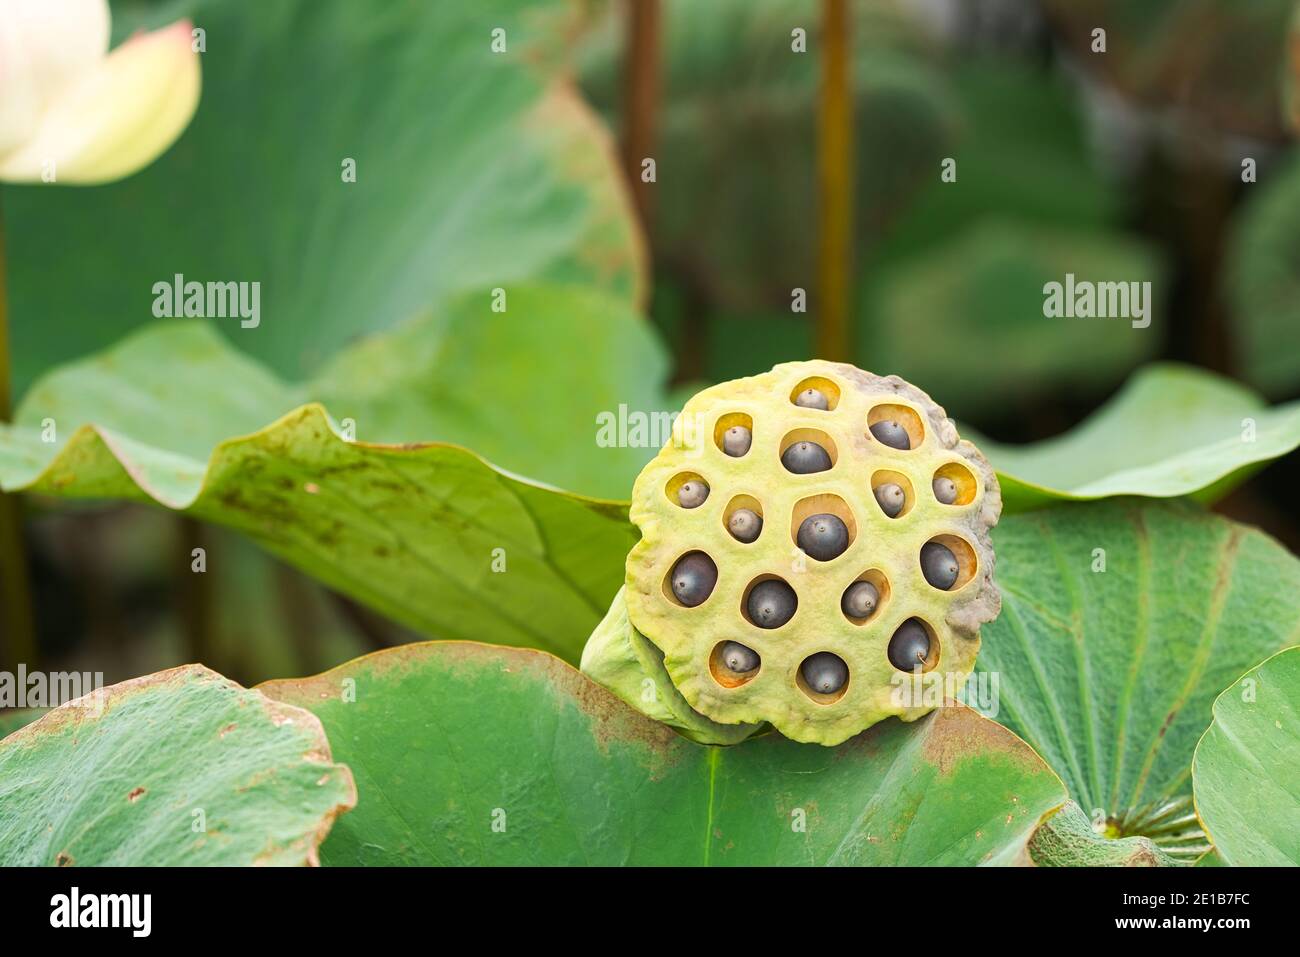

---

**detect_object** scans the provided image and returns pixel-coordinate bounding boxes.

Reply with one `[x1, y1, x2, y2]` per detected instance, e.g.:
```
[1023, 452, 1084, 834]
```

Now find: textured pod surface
[625, 360, 1002, 745]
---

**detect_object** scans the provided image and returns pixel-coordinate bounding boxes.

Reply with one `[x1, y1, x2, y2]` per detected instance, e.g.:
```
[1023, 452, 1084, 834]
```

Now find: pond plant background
[0, 0, 1297, 867]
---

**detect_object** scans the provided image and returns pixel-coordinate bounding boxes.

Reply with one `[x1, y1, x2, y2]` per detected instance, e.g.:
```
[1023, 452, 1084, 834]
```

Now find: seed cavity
[841, 580, 879, 619]
[798, 652, 850, 702]
[796, 513, 849, 562]
[867, 403, 924, 450]
[678, 480, 709, 509]
[723, 426, 752, 457]
[871, 470, 914, 519]
[724, 494, 764, 543]
[780, 429, 836, 474]
[920, 540, 959, 590]
[933, 462, 977, 506]
[874, 483, 904, 517]
[790, 376, 841, 411]
[666, 471, 709, 509]
[714, 412, 754, 458]
[710, 641, 760, 688]
[743, 577, 797, 629]
[729, 508, 762, 542]
[888, 619, 934, 672]
[666, 552, 717, 607]
[923, 534, 977, 590]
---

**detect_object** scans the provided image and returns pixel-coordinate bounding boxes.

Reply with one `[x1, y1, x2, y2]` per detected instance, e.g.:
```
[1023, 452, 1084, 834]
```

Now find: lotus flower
[0, 0, 200, 185]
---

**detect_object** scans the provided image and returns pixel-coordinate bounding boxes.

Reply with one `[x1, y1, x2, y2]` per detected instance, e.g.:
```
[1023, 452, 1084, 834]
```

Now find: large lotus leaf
[1225, 153, 1300, 396]
[9, 279, 666, 501]
[0, 665, 355, 865]
[310, 283, 668, 498]
[1041, 0, 1295, 140]
[1192, 647, 1300, 865]
[3, 0, 642, 397]
[979, 499, 1300, 861]
[972, 364, 1300, 512]
[260, 642, 1068, 866]
[0, 323, 637, 664]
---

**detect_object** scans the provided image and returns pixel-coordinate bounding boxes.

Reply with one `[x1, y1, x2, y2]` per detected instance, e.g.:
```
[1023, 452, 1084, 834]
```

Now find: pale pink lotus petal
[0, 0, 110, 154]
[0, 19, 201, 185]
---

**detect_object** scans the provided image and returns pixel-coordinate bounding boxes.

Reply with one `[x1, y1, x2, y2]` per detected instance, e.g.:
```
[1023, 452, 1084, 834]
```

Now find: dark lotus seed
[746, 579, 797, 629]
[781, 441, 832, 474]
[933, 476, 958, 505]
[801, 652, 848, 695]
[920, 541, 959, 590]
[888, 619, 931, 671]
[841, 580, 879, 619]
[670, 553, 717, 607]
[796, 513, 849, 562]
[728, 508, 762, 543]
[874, 482, 905, 517]
[794, 388, 830, 411]
[720, 641, 760, 674]
[722, 425, 752, 457]
[677, 480, 709, 509]
[870, 419, 911, 450]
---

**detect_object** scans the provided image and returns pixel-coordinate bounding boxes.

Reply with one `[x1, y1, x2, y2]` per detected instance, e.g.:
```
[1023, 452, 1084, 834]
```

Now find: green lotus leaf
[1028, 801, 1179, 867]
[979, 499, 1300, 861]
[1192, 647, 1300, 865]
[5, 0, 642, 396]
[260, 641, 1068, 866]
[0, 709, 44, 740]
[0, 665, 355, 866]
[579, 587, 760, 745]
[0, 322, 637, 663]
[972, 364, 1300, 512]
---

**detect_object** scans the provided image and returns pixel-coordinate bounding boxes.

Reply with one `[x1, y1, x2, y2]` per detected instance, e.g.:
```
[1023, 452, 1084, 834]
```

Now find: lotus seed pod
[781, 441, 832, 474]
[870, 419, 911, 450]
[933, 476, 958, 505]
[670, 552, 717, 607]
[841, 580, 879, 619]
[794, 387, 830, 410]
[888, 619, 931, 671]
[728, 508, 762, 543]
[623, 360, 1001, 746]
[721, 641, 760, 674]
[801, 652, 849, 695]
[723, 426, 752, 457]
[746, 579, 797, 629]
[874, 482, 905, 518]
[677, 480, 709, 509]
[796, 513, 849, 562]
[920, 541, 959, 590]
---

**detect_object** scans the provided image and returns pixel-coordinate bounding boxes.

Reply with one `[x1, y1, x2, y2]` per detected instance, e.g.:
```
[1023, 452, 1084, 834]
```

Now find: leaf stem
[0, 190, 38, 671]
[621, 0, 661, 236]
[816, 0, 854, 361]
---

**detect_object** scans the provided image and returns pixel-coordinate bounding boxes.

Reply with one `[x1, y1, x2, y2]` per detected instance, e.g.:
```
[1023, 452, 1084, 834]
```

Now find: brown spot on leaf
[128, 787, 146, 802]
[921, 703, 1046, 778]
